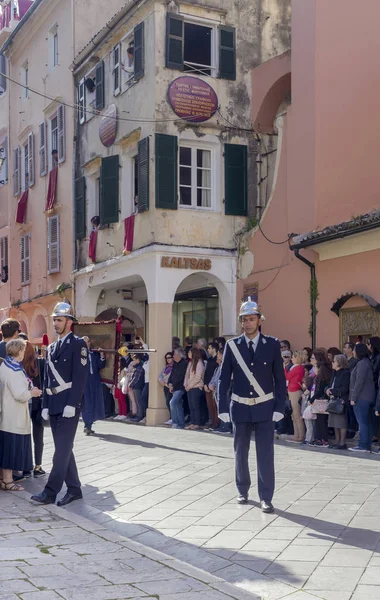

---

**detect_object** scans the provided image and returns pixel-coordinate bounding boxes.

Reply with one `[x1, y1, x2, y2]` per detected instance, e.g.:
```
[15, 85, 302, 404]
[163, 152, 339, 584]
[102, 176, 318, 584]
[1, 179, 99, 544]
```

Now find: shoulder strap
[47, 346, 67, 387]
[228, 340, 266, 397]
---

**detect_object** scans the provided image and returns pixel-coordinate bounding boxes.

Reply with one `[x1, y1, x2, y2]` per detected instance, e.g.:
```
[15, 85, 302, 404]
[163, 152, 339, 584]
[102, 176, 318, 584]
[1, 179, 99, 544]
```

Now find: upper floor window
[0, 237, 8, 284]
[53, 32, 59, 66]
[48, 24, 59, 70]
[112, 44, 121, 96]
[112, 23, 145, 97]
[179, 146, 212, 209]
[22, 132, 35, 190]
[0, 54, 7, 95]
[166, 14, 236, 80]
[22, 61, 29, 98]
[21, 233, 31, 285]
[0, 137, 8, 186]
[49, 104, 65, 168]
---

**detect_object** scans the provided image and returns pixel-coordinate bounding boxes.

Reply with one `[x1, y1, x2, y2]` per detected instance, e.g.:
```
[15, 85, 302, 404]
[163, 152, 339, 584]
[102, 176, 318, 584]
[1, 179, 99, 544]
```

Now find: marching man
[31, 302, 88, 507]
[218, 298, 286, 513]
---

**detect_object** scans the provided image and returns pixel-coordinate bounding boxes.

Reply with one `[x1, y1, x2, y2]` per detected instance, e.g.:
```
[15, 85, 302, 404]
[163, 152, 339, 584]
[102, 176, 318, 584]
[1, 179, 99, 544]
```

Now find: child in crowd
[301, 373, 316, 444]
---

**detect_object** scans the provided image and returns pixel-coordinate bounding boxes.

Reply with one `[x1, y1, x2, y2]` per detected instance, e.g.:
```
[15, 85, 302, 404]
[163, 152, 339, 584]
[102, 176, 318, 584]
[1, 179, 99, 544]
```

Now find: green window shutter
[138, 137, 149, 212]
[95, 61, 105, 110]
[155, 134, 178, 210]
[134, 22, 145, 80]
[219, 26, 236, 81]
[224, 144, 247, 216]
[74, 176, 86, 240]
[100, 155, 119, 225]
[166, 13, 184, 70]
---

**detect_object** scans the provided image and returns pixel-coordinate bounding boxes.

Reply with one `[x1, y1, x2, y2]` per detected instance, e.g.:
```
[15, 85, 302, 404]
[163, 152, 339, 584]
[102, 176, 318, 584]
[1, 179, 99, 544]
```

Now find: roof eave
[1, 0, 44, 54]
[289, 220, 380, 250]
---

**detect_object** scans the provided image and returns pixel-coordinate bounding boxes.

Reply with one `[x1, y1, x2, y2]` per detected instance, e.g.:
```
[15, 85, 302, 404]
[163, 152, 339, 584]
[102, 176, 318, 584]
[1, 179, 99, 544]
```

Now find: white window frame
[112, 43, 121, 96]
[47, 214, 60, 274]
[57, 104, 65, 164]
[50, 113, 58, 169]
[120, 32, 135, 91]
[21, 233, 31, 285]
[13, 146, 21, 196]
[27, 132, 34, 187]
[22, 61, 29, 99]
[78, 78, 86, 124]
[53, 31, 59, 67]
[0, 137, 8, 186]
[178, 141, 218, 211]
[182, 16, 218, 78]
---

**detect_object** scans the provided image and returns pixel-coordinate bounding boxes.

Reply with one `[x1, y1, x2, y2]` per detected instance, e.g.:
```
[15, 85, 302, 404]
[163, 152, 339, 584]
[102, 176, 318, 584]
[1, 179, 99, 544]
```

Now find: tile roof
[291, 208, 380, 248]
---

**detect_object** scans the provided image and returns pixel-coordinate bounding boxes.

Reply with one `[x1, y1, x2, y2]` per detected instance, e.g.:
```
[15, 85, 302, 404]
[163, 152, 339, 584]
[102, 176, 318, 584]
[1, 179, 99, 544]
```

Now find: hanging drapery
[45, 166, 58, 211]
[88, 229, 98, 263]
[15, 190, 28, 224]
[123, 214, 135, 255]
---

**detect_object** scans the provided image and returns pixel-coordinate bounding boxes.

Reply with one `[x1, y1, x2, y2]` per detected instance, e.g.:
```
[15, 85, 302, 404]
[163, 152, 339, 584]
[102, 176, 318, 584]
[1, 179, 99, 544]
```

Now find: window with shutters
[20, 233, 31, 285]
[22, 61, 29, 99]
[0, 54, 7, 94]
[179, 144, 214, 210]
[50, 115, 58, 170]
[113, 44, 121, 95]
[75, 176, 86, 240]
[166, 15, 236, 80]
[78, 79, 86, 124]
[0, 237, 8, 281]
[47, 215, 60, 274]
[48, 24, 59, 71]
[23, 142, 29, 191]
[224, 144, 248, 216]
[13, 146, 21, 196]
[39, 122, 47, 176]
[27, 132, 34, 187]
[78, 65, 100, 123]
[0, 137, 8, 186]
[57, 104, 65, 164]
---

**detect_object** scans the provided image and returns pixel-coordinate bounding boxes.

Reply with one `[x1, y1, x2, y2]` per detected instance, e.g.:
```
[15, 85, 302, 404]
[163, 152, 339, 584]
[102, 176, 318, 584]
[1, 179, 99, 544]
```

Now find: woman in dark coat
[81, 337, 106, 435]
[349, 343, 376, 452]
[326, 354, 350, 449]
[309, 356, 332, 447]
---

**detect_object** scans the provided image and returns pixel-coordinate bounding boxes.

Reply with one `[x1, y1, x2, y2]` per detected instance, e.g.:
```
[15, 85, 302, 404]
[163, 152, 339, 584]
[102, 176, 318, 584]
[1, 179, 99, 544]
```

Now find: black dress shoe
[57, 492, 83, 507]
[237, 494, 248, 504]
[260, 500, 274, 513]
[31, 492, 55, 505]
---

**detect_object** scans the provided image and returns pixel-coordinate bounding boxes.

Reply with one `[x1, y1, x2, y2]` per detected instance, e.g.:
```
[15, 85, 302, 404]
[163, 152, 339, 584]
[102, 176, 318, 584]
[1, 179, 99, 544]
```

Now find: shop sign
[99, 104, 118, 147]
[243, 283, 258, 302]
[161, 256, 212, 270]
[168, 76, 218, 123]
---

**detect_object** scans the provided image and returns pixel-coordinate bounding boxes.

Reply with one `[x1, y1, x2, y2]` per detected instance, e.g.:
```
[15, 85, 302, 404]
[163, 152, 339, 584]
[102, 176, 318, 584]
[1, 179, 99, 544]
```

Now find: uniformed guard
[31, 302, 88, 507]
[218, 298, 286, 513]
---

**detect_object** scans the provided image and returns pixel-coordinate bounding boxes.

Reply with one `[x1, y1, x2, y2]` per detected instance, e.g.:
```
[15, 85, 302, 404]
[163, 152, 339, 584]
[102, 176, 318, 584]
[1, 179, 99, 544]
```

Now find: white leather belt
[46, 382, 72, 395]
[231, 392, 274, 406]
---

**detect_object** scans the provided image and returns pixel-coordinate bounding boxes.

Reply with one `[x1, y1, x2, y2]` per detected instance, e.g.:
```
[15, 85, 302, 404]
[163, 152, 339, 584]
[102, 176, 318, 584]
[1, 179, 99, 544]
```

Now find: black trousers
[44, 413, 81, 500]
[315, 413, 329, 442]
[234, 420, 275, 503]
[31, 409, 44, 466]
[188, 388, 202, 425]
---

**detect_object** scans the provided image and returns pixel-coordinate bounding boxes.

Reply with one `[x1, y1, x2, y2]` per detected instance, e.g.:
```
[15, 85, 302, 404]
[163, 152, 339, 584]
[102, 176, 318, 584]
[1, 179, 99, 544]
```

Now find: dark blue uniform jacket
[218, 333, 286, 423]
[42, 332, 89, 415]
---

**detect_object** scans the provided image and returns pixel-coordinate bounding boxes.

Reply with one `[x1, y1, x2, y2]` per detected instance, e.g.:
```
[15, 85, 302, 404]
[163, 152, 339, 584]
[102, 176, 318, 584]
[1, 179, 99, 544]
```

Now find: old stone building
[72, 0, 290, 424]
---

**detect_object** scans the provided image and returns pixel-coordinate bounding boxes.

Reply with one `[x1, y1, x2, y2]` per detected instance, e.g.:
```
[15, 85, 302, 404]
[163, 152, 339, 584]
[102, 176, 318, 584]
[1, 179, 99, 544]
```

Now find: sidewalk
[0, 490, 259, 600]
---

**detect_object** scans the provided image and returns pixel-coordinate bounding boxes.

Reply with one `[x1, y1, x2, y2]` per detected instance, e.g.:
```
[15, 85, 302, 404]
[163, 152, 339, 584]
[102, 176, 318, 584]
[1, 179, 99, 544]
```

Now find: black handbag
[326, 392, 345, 415]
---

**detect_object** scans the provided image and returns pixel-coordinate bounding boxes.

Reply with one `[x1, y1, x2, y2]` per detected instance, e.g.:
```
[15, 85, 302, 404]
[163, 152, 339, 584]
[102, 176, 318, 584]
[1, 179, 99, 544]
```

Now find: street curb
[17, 491, 261, 600]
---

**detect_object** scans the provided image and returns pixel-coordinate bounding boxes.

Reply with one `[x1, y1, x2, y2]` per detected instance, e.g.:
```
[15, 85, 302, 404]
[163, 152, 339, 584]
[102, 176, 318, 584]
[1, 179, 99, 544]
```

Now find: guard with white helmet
[218, 297, 286, 513]
[31, 301, 88, 508]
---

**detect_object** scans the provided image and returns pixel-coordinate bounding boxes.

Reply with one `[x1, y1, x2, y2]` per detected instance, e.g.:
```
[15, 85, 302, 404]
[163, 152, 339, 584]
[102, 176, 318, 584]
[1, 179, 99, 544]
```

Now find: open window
[166, 14, 236, 80]
[0, 137, 8, 186]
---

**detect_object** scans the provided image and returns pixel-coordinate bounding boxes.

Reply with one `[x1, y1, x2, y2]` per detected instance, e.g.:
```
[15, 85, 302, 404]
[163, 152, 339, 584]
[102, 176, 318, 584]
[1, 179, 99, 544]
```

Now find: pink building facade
[240, 0, 380, 350]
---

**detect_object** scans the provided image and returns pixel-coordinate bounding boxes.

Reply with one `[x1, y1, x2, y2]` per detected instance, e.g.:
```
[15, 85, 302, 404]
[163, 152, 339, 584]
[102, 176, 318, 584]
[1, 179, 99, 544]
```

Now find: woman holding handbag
[326, 354, 350, 449]
[285, 351, 305, 442]
[310, 357, 332, 447]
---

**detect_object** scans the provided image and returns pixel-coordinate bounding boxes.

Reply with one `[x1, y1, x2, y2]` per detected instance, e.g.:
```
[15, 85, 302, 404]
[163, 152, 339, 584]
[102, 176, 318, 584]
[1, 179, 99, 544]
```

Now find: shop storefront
[172, 288, 219, 343]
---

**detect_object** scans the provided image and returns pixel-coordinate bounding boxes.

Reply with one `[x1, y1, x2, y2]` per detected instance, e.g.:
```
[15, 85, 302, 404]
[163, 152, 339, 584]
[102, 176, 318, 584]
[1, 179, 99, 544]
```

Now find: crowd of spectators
[280, 337, 380, 453]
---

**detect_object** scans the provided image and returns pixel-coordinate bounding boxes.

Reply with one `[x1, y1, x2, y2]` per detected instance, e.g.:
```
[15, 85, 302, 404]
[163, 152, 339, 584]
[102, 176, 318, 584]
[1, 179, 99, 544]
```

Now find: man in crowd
[219, 298, 286, 513]
[0, 318, 21, 359]
[197, 338, 208, 360]
[344, 342, 358, 370]
[204, 341, 219, 430]
[280, 340, 291, 352]
[31, 302, 88, 507]
[168, 348, 188, 429]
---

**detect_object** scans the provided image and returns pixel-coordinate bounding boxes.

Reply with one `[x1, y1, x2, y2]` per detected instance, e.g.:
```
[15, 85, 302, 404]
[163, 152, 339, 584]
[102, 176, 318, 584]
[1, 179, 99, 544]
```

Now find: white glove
[41, 409, 49, 421]
[62, 405, 76, 418]
[218, 413, 231, 423]
[273, 412, 284, 422]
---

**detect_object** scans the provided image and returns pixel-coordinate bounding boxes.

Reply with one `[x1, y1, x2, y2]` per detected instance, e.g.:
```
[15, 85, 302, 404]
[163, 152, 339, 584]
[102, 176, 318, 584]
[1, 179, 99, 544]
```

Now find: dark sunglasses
[165, 356, 173, 360]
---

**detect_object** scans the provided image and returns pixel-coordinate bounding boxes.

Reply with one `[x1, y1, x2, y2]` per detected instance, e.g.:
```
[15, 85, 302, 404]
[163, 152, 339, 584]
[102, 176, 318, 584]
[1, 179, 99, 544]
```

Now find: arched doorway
[31, 314, 47, 340]
[96, 306, 145, 343]
[19, 320, 28, 335]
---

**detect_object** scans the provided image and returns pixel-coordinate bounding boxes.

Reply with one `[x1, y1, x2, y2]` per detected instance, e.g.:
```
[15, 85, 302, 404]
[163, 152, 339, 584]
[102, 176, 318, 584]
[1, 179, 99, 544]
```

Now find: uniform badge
[81, 358, 88, 366]
[81, 347, 88, 357]
[262, 338, 267, 345]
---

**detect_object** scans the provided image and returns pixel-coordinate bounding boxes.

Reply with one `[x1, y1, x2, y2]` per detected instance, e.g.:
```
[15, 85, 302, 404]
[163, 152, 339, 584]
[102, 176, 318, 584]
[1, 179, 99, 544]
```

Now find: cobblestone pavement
[21, 419, 380, 600]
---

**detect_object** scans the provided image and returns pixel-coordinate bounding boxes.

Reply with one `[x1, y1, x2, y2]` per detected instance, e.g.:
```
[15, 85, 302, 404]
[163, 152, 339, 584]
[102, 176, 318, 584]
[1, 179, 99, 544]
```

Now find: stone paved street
[20, 420, 380, 600]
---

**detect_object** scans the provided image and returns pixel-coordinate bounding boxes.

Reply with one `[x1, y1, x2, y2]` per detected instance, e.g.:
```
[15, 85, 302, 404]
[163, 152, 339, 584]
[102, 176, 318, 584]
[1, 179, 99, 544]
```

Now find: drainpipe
[293, 249, 316, 349]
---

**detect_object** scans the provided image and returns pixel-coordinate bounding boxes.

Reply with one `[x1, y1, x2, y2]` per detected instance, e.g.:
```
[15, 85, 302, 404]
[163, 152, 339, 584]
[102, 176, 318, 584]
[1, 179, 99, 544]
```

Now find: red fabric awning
[16, 190, 29, 224]
[88, 230, 98, 263]
[45, 166, 58, 211]
[123, 214, 135, 255]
